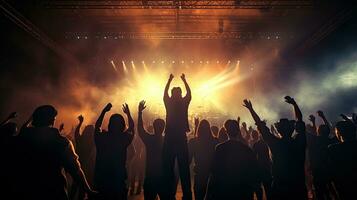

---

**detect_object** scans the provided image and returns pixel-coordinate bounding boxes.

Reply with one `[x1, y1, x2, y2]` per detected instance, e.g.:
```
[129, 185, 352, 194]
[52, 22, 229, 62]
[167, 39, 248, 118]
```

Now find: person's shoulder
[216, 140, 231, 150]
[122, 131, 134, 139]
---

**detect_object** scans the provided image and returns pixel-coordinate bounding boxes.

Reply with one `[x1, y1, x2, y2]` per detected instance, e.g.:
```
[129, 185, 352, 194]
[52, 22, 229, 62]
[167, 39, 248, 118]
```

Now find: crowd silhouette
[1, 73, 357, 200]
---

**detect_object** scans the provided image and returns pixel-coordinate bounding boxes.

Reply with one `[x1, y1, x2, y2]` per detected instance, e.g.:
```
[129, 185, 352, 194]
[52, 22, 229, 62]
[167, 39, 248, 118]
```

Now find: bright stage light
[122, 61, 128, 73]
[112, 60, 251, 117]
[110, 60, 117, 72]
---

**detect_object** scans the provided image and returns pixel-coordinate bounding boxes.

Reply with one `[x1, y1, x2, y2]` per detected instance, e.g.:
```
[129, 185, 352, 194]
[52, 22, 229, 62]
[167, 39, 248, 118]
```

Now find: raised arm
[194, 117, 199, 137]
[95, 103, 112, 133]
[243, 99, 277, 144]
[0, 112, 17, 126]
[122, 103, 134, 134]
[285, 96, 302, 122]
[181, 73, 191, 100]
[75, 115, 84, 145]
[308, 114, 317, 134]
[59, 123, 65, 134]
[243, 99, 264, 126]
[318, 110, 332, 129]
[138, 100, 150, 141]
[164, 74, 174, 102]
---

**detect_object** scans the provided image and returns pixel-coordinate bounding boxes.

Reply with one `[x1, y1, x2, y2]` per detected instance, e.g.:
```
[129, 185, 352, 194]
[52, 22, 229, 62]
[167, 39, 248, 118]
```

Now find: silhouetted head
[82, 125, 95, 145]
[251, 130, 259, 141]
[147, 125, 154, 133]
[32, 105, 57, 127]
[108, 114, 125, 133]
[171, 87, 182, 99]
[335, 121, 356, 142]
[211, 126, 219, 137]
[275, 118, 295, 138]
[218, 127, 228, 142]
[224, 119, 241, 138]
[197, 119, 213, 140]
[0, 122, 17, 137]
[318, 124, 330, 137]
[83, 125, 95, 137]
[153, 118, 165, 135]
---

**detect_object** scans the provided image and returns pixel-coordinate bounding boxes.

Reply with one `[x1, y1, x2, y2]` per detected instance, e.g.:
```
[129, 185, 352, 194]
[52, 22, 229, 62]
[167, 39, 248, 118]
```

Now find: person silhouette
[71, 115, 96, 200]
[328, 120, 357, 200]
[94, 103, 134, 200]
[206, 119, 259, 200]
[162, 73, 193, 200]
[0, 112, 18, 198]
[251, 129, 272, 200]
[137, 100, 165, 200]
[188, 119, 219, 200]
[14, 105, 95, 200]
[307, 112, 338, 200]
[243, 96, 307, 200]
[217, 127, 228, 143]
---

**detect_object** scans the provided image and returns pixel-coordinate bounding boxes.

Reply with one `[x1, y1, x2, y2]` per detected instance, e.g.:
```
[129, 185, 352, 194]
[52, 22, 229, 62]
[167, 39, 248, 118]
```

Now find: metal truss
[65, 31, 285, 40]
[42, 0, 314, 9]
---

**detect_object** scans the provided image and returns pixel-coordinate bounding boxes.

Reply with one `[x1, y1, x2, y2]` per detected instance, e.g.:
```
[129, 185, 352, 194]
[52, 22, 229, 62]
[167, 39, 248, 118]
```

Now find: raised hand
[284, 96, 296, 105]
[242, 122, 247, 130]
[309, 114, 315, 123]
[169, 73, 174, 80]
[138, 100, 146, 113]
[340, 114, 350, 121]
[78, 115, 84, 123]
[180, 73, 186, 81]
[317, 110, 324, 118]
[243, 99, 253, 110]
[122, 103, 130, 115]
[103, 103, 112, 112]
[237, 117, 241, 125]
[59, 123, 64, 132]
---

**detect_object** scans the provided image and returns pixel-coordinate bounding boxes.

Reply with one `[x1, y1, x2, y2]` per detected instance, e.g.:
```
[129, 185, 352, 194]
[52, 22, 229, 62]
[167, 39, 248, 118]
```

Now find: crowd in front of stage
[1, 73, 357, 200]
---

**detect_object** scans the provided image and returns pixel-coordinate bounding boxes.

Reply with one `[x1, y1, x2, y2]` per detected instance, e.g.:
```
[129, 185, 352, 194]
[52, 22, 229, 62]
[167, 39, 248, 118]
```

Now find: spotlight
[161, 61, 165, 64]
[181, 60, 184, 64]
[77, 36, 80, 39]
[84, 36, 88, 39]
[142, 61, 145, 64]
[206, 61, 209, 64]
[200, 61, 203, 64]
[104, 36, 107, 39]
[152, 61, 156, 64]
[228, 60, 231, 63]
[172, 61, 175, 64]
[131, 60, 134, 63]
[191, 60, 194, 63]
[216, 61, 220, 64]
